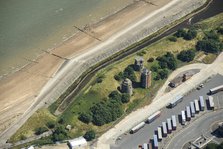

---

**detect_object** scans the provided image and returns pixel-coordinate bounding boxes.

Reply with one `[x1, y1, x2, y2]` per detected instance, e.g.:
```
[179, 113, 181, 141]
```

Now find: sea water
[0, 0, 133, 77]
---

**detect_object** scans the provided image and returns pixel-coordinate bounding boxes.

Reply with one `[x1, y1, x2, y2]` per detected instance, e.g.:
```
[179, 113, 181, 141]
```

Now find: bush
[109, 91, 122, 102]
[158, 69, 168, 79]
[35, 127, 48, 135]
[114, 72, 123, 81]
[52, 125, 67, 142]
[20, 135, 27, 140]
[90, 100, 123, 126]
[205, 30, 220, 41]
[96, 75, 104, 83]
[147, 57, 154, 63]
[58, 118, 64, 124]
[123, 65, 136, 82]
[174, 29, 187, 37]
[156, 52, 177, 70]
[84, 130, 96, 141]
[183, 29, 197, 40]
[78, 113, 92, 124]
[150, 65, 160, 72]
[46, 121, 55, 129]
[196, 39, 222, 53]
[168, 36, 177, 42]
[217, 26, 223, 34]
[177, 49, 195, 62]
[121, 93, 130, 103]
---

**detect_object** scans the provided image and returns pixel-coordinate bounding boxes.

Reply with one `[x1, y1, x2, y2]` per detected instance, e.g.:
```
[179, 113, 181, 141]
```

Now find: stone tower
[134, 56, 144, 71]
[141, 68, 152, 88]
[121, 78, 133, 96]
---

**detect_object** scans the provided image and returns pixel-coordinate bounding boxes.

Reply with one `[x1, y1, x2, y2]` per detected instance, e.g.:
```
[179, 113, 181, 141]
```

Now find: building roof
[122, 78, 132, 85]
[135, 56, 144, 62]
[68, 137, 87, 148]
[142, 68, 151, 74]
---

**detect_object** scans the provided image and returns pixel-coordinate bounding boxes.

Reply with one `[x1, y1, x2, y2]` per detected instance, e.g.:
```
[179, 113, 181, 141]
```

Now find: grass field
[10, 12, 223, 145]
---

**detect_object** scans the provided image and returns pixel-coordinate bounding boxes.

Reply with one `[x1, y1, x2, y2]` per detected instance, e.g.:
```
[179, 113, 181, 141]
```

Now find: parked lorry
[208, 96, 215, 110]
[199, 96, 205, 111]
[130, 122, 145, 134]
[157, 127, 162, 141]
[153, 135, 158, 149]
[147, 111, 161, 124]
[168, 95, 183, 108]
[186, 106, 191, 121]
[143, 143, 148, 149]
[167, 118, 172, 133]
[181, 110, 186, 125]
[171, 115, 177, 130]
[162, 122, 167, 137]
[209, 85, 223, 94]
[190, 101, 195, 117]
[194, 99, 200, 113]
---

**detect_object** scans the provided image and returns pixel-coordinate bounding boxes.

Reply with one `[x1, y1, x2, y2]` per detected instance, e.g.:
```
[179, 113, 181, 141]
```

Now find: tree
[174, 29, 187, 37]
[46, 121, 55, 129]
[183, 29, 197, 40]
[78, 113, 92, 124]
[177, 49, 195, 62]
[84, 130, 96, 141]
[168, 36, 177, 42]
[156, 52, 177, 70]
[58, 118, 64, 124]
[123, 65, 136, 82]
[205, 30, 220, 41]
[217, 26, 223, 34]
[196, 39, 222, 53]
[158, 69, 168, 79]
[52, 125, 67, 142]
[109, 91, 122, 102]
[35, 127, 48, 135]
[147, 57, 154, 62]
[114, 72, 123, 81]
[121, 93, 130, 103]
[205, 143, 218, 149]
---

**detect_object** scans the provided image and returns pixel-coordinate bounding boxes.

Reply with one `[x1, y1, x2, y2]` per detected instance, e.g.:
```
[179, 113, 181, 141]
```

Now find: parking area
[111, 74, 223, 149]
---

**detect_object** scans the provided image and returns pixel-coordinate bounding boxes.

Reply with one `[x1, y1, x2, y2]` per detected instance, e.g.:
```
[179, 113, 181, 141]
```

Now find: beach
[0, 0, 208, 145]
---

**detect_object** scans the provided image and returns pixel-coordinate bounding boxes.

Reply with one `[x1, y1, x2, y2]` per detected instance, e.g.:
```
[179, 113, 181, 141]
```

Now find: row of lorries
[131, 95, 215, 149]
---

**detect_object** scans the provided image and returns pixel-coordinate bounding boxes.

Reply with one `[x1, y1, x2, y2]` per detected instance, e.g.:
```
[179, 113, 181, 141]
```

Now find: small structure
[66, 125, 72, 131]
[121, 78, 133, 96]
[141, 68, 152, 88]
[134, 56, 144, 71]
[68, 137, 87, 149]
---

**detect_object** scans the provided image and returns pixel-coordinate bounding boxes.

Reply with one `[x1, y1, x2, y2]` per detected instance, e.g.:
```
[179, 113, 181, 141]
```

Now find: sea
[0, 0, 133, 78]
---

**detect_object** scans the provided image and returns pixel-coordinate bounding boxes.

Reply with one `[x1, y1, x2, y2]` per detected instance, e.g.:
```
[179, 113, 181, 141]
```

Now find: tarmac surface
[111, 74, 223, 149]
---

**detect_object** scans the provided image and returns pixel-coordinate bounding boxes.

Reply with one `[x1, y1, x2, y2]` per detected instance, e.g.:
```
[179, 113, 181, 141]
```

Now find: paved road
[111, 74, 223, 149]
[166, 107, 223, 149]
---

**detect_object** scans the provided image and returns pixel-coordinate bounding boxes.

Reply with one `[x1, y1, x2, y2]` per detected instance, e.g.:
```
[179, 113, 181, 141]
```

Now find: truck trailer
[199, 96, 205, 111]
[208, 96, 215, 110]
[130, 122, 145, 134]
[167, 118, 172, 133]
[168, 95, 183, 108]
[153, 135, 158, 149]
[157, 127, 162, 141]
[162, 122, 167, 137]
[194, 99, 200, 113]
[181, 110, 186, 125]
[209, 85, 223, 94]
[186, 106, 191, 121]
[143, 143, 148, 149]
[147, 111, 161, 124]
[171, 115, 177, 130]
[190, 101, 195, 117]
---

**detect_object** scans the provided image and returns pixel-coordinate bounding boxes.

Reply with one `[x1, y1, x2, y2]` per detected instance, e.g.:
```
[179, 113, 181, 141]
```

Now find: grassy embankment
[9, 12, 223, 148]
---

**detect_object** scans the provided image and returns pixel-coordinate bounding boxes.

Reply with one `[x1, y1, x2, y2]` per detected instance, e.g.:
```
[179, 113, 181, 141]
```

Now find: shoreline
[0, 0, 138, 81]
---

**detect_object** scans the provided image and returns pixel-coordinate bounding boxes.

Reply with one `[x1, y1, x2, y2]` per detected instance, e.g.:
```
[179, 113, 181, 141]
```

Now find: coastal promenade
[0, 0, 207, 146]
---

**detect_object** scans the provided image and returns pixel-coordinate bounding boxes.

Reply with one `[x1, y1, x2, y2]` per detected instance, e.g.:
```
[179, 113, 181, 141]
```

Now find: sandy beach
[0, 0, 208, 145]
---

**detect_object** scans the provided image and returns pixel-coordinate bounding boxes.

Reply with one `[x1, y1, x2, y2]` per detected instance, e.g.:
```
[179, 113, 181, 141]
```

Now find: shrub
[168, 36, 177, 42]
[58, 118, 64, 124]
[177, 49, 195, 62]
[35, 127, 48, 135]
[196, 39, 222, 53]
[150, 65, 160, 72]
[109, 91, 122, 102]
[52, 125, 67, 142]
[174, 29, 187, 37]
[78, 113, 92, 124]
[123, 65, 137, 82]
[156, 52, 177, 70]
[183, 29, 197, 40]
[114, 72, 123, 81]
[84, 130, 96, 141]
[158, 69, 168, 80]
[217, 26, 223, 34]
[121, 93, 130, 103]
[46, 121, 55, 129]
[147, 57, 154, 63]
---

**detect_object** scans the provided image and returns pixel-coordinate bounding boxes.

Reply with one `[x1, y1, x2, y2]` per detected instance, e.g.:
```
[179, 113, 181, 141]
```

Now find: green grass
[202, 53, 218, 64]
[10, 12, 223, 146]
